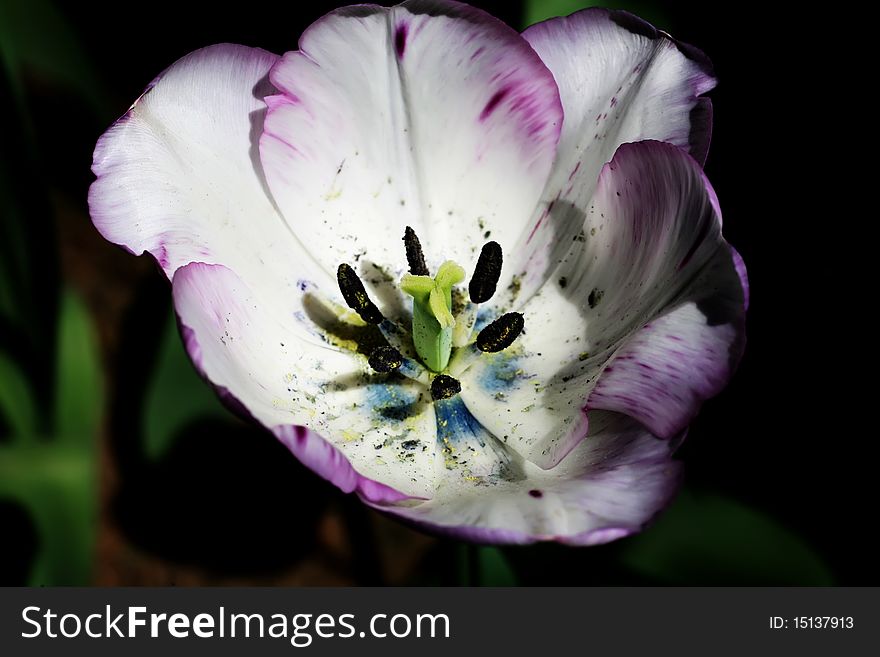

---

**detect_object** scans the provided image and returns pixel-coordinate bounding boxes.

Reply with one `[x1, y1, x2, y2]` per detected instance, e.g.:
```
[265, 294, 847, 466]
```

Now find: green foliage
[619, 490, 834, 585]
[0, 0, 111, 584]
[54, 291, 104, 442]
[523, 0, 670, 31]
[456, 544, 519, 586]
[0, 291, 101, 585]
[0, 36, 59, 400]
[0, 354, 37, 438]
[476, 547, 518, 586]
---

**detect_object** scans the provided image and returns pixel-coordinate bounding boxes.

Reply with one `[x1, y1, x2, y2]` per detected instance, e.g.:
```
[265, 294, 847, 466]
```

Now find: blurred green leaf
[144, 311, 231, 460]
[0, 446, 95, 585]
[477, 547, 518, 586]
[0, 0, 110, 115]
[0, 352, 38, 440]
[619, 490, 834, 585]
[0, 1, 105, 584]
[54, 290, 103, 442]
[455, 545, 519, 586]
[522, 0, 670, 31]
[524, 0, 593, 26]
[0, 288, 101, 585]
[0, 33, 60, 419]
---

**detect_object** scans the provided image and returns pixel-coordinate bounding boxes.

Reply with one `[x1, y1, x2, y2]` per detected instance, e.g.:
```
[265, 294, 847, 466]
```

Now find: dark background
[1, 0, 867, 585]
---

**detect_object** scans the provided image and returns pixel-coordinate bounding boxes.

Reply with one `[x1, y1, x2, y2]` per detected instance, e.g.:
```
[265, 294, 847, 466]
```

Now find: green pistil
[400, 260, 465, 372]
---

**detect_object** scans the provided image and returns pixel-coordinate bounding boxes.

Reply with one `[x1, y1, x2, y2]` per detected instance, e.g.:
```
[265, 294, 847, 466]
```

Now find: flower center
[333, 227, 524, 400]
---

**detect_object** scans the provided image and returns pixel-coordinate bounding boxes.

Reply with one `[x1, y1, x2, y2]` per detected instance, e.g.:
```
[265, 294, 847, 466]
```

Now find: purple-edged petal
[88, 44, 341, 348]
[368, 411, 681, 544]
[586, 301, 743, 437]
[508, 8, 715, 299]
[274, 425, 414, 503]
[731, 246, 750, 310]
[172, 339, 411, 505]
[461, 141, 745, 466]
[259, 0, 562, 281]
[90, 45, 273, 275]
[171, 262, 438, 500]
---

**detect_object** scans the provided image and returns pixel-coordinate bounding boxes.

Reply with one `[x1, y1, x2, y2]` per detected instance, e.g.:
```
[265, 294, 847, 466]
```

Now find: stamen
[447, 312, 525, 376]
[431, 374, 462, 401]
[476, 312, 524, 353]
[468, 241, 502, 304]
[337, 263, 383, 324]
[368, 346, 403, 373]
[403, 226, 430, 276]
[368, 343, 431, 384]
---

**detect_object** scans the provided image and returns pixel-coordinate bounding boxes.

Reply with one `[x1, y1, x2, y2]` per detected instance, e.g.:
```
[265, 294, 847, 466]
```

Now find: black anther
[468, 241, 503, 303]
[403, 226, 430, 276]
[431, 374, 462, 401]
[476, 312, 524, 353]
[369, 346, 403, 373]
[337, 263, 384, 324]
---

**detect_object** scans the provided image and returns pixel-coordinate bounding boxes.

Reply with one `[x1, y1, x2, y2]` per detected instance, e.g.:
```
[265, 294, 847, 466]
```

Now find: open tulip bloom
[89, 0, 747, 544]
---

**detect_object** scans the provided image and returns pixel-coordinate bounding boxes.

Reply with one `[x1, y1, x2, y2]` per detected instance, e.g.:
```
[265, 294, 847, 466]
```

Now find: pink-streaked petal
[461, 141, 745, 467]
[172, 262, 439, 499]
[259, 0, 562, 283]
[508, 8, 715, 300]
[368, 412, 681, 545]
[586, 300, 744, 438]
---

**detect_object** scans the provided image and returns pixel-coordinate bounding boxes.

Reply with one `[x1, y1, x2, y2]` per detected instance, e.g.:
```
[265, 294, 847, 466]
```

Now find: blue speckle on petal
[433, 396, 520, 481]
[473, 307, 496, 333]
[434, 396, 486, 447]
[366, 383, 420, 423]
[479, 351, 525, 394]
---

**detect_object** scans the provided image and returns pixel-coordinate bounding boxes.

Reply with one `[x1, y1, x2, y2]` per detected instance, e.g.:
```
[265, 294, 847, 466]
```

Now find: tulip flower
[89, 1, 747, 544]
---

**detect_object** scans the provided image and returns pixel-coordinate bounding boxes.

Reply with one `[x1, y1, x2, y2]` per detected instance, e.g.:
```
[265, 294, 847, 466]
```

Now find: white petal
[462, 141, 745, 468]
[88, 44, 335, 348]
[371, 411, 681, 544]
[259, 0, 562, 285]
[508, 8, 715, 299]
[172, 262, 439, 500]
